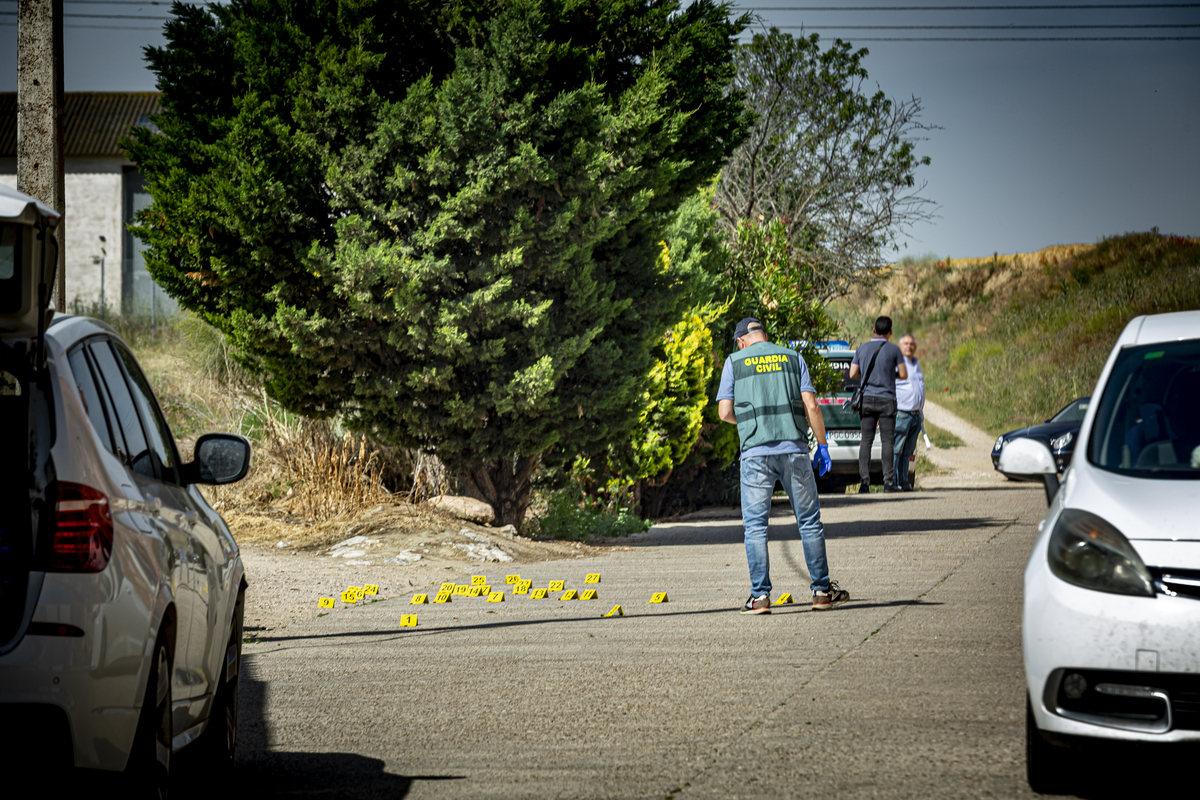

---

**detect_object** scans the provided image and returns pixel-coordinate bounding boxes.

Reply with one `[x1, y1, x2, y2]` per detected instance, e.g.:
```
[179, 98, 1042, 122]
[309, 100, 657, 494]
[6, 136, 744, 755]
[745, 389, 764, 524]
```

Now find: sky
[2, 1, 1197, 260]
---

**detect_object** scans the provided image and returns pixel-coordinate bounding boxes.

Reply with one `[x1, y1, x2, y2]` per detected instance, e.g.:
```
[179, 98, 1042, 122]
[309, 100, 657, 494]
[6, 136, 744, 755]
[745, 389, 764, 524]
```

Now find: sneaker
[813, 582, 850, 610]
[858, 481, 871, 494]
[883, 482, 901, 493]
[740, 594, 771, 615]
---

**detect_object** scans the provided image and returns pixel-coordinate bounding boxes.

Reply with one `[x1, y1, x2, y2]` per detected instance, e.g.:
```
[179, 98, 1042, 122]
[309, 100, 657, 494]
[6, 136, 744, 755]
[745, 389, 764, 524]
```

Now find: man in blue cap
[717, 318, 850, 614]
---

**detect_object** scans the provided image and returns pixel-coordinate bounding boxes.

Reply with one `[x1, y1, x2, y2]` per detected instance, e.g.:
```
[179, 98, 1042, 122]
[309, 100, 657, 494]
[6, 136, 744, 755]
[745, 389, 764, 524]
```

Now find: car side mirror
[997, 437, 1060, 505]
[183, 433, 251, 485]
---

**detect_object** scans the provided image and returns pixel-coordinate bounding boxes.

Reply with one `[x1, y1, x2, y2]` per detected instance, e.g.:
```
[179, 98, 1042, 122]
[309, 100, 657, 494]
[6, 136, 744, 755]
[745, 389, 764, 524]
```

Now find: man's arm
[719, 399, 737, 425]
[848, 363, 860, 381]
[897, 360, 908, 380]
[801, 392, 827, 445]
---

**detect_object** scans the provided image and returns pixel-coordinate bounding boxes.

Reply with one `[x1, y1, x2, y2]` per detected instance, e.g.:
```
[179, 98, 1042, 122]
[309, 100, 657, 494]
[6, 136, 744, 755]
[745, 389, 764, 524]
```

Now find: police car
[798, 341, 883, 493]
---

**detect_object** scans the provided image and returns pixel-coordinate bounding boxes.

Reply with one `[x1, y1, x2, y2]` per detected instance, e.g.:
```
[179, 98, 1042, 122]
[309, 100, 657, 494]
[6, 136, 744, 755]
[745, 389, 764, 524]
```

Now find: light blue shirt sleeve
[796, 355, 815, 395]
[717, 356, 735, 401]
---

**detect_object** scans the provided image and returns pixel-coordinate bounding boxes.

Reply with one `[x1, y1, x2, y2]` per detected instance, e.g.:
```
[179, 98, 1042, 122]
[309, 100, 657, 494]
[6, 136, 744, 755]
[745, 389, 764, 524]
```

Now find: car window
[114, 343, 180, 484]
[88, 340, 155, 479]
[1088, 339, 1200, 479]
[1050, 398, 1090, 424]
[824, 357, 853, 392]
[67, 345, 115, 454]
[0, 224, 20, 314]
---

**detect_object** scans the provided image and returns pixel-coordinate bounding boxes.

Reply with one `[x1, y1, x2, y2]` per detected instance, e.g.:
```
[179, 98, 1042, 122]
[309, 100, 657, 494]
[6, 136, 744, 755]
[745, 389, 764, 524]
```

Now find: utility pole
[17, 0, 66, 311]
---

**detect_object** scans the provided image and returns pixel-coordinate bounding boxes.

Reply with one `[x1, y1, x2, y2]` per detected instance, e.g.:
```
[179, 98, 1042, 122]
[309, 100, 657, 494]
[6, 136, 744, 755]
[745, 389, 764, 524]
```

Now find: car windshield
[1050, 397, 1090, 424]
[1088, 339, 1200, 480]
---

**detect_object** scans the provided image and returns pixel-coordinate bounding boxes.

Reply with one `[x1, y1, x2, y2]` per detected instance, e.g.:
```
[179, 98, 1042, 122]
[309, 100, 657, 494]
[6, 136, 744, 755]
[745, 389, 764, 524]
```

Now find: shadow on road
[170, 656, 464, 799]
[642, 515, 1011, 545]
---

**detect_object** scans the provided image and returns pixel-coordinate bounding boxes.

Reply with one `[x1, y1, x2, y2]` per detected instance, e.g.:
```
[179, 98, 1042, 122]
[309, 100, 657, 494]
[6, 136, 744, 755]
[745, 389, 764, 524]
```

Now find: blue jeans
[893, 411, 922, 489]
[739, 453, 830, 597]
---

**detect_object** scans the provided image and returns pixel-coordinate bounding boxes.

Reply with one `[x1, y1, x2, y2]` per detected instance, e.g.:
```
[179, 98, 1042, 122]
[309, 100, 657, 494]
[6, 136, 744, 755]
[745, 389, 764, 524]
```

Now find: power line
[768, 23, 1200, 27]
[740, 4, 1200, 9]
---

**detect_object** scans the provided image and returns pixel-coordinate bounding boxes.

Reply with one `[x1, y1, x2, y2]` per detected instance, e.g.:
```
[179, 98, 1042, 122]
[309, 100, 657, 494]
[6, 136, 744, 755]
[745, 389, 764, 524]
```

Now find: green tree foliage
[125, 0, 751, 528]
[716, 28, 936, 301]
[725, 217, 841, 393]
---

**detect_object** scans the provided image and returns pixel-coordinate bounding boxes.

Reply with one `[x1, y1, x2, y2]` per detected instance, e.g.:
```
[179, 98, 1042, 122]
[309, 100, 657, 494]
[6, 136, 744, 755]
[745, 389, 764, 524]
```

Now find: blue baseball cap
[734, 317, 765, 340]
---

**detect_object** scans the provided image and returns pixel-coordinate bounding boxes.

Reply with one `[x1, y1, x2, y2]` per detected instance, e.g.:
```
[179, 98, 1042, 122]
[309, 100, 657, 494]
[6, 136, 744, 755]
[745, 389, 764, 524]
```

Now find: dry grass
[131, 316, 398, 541]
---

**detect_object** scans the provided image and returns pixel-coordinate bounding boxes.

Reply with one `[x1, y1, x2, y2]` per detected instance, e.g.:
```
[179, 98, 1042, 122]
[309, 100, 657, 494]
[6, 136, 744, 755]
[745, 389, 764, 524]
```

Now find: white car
[999, 310, 1200, 793]
[0, 184, 250, 793]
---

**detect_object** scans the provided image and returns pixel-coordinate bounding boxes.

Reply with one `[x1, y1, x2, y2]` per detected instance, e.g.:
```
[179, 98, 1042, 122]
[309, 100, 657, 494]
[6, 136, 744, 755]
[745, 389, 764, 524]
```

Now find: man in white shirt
[893, 333, 925, 491]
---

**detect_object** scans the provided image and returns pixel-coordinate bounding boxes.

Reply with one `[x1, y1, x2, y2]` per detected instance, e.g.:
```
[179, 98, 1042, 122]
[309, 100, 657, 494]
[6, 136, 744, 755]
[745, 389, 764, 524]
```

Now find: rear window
[1088, 339, 1200, 480]
[0, 224, 21, 314]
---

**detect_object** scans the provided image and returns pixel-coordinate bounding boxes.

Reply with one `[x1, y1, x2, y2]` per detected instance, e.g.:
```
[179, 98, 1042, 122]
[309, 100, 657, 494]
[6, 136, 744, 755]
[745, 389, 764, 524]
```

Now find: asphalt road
[229, 484, 1050, 799]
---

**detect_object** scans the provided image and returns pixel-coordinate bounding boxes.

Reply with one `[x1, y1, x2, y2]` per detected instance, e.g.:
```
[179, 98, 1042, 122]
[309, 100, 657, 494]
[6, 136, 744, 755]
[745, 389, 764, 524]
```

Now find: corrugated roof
[0, 92, 162, 158]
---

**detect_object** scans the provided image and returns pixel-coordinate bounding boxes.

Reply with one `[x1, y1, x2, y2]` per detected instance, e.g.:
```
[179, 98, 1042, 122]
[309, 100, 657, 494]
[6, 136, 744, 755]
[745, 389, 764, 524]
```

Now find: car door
[111, 342, 225, 719]
[84, 339, 201, 725]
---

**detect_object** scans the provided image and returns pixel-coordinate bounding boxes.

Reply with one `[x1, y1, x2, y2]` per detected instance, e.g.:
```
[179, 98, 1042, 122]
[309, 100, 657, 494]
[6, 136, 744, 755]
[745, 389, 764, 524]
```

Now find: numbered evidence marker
[480, 585, 492, 596]
[505, 574, 521, 585]
[440, 582, 455, 593]
[467, 586, 483, 598]
[400, 614, 418, 627]
[340, 590, 357, 604]
[364, 584, 380, 596]
[318, 597, 335, 609]
[454, 585, 470, 596]
[347, 585, 363, 598]
[648, 592, 669, 604]
[772, 593, 794, 606]
[434, 591, 452, 603]
[548, 580, 565, 591]
[513, 580, 532, 595]
[410, 594, 429, 605]
[560, 589, 579, 601]
[584, 573, 601, 584]
[471, 575, 487, 586]
[603, 605, 624, 617]
[486, 591, 505, 603]
[579, 589, 597, 601]
[529, 588, 548, 599]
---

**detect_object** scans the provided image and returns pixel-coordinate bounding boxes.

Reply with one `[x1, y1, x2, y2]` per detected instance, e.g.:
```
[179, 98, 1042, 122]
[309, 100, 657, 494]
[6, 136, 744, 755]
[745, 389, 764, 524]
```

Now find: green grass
[835, 232, 1200, 437]
[923, 421, 964, 449]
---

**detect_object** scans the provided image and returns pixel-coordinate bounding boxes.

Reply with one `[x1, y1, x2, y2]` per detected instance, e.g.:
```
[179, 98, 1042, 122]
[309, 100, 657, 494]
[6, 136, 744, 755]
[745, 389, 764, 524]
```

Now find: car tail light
[48, 482, 113, 573]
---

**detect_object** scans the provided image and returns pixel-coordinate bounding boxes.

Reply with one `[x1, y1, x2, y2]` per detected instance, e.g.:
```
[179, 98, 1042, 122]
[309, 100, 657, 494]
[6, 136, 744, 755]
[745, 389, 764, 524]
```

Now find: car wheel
[126, 634, 171, 799]
[1026, 696, 1070, 795]
[197, 590, 244, 770]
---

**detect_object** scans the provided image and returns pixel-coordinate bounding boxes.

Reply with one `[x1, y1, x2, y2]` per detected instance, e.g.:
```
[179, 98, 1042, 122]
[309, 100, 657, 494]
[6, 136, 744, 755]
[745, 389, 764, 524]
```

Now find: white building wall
[1, 156, 126, 316]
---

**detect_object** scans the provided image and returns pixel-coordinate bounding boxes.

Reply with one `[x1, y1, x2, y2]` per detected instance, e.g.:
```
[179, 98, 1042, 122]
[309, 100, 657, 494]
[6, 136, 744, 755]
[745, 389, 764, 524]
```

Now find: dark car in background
[992, 396, 1091, 477]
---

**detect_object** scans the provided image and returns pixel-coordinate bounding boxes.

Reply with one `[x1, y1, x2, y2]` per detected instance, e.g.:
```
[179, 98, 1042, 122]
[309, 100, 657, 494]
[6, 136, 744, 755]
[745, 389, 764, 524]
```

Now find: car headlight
[1047, 509, 1154, 597]
[994, 435, 1005, 452]
[1051, 432, 1073, 452]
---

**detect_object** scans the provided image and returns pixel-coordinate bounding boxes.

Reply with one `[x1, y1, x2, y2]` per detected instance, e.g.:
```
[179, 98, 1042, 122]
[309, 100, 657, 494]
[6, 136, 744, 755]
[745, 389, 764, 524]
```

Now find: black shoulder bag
[844, 342, 883, 414]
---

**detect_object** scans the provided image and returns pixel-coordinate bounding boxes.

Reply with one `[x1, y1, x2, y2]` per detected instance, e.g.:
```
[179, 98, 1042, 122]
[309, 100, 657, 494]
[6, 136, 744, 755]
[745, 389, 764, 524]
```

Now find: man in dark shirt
[848, 316, 907, 493]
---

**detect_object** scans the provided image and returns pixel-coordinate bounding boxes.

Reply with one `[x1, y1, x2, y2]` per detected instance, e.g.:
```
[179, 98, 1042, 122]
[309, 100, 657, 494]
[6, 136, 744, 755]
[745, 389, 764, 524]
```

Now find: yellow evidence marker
[347, 585, 362, 596]
[468, 586, 483, 597]
[471, 576, 487, 586]
[439, 582, 455, 593]
[773, 593, 794, 605]
[364, 584, 379, 596]
[410, 594, 429, 604]
[454, 585, 469, 596]
[648, 592, 669, 604]
[434, 592, 452, 603]
[318, 597, 335, 609]
[400, 615, 418, 627]
[486, 592, 505, 603]
[603, 605, 624, 617]
[560, 590, 579, 601]
[505, 574, 521, 584]
[514, 580, 532, 595]
[340, 590, 357, 604]
[580, 590, 597, 601]
[548, 580, 565, 591]
[584, 574, 601, 584]
[480, 585, 492, 595]
[530, 588, 548, 599]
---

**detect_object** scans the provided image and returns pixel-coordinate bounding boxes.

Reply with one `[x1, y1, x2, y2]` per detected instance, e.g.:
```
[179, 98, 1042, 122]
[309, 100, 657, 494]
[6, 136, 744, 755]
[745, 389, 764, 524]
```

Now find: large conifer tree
[127, 0, 748, 526]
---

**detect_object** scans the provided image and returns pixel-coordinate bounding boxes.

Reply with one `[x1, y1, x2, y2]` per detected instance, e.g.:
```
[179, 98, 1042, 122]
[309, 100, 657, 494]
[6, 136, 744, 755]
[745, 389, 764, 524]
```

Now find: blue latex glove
[812, 443, 831, 477]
